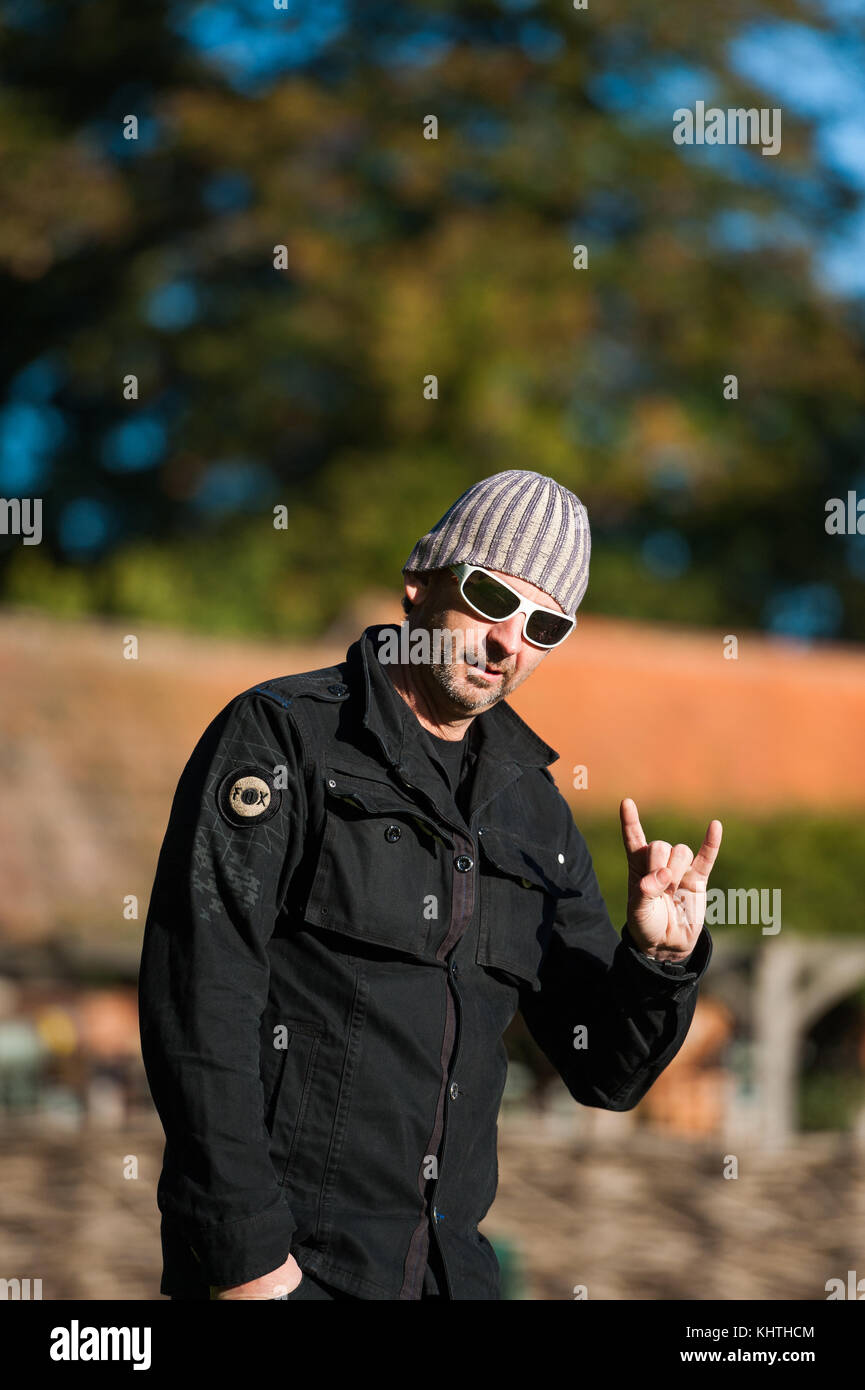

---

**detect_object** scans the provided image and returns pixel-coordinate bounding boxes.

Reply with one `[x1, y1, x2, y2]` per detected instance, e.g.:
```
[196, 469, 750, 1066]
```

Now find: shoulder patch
[217, 767, 282, 828]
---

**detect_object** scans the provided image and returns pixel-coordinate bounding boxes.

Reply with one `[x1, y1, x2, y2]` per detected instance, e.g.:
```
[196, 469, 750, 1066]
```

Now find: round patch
[217, 768, 282, 828]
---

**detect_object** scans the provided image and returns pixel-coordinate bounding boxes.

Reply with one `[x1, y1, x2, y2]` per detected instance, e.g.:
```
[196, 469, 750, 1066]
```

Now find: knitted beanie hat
[402, 470, 591, 616]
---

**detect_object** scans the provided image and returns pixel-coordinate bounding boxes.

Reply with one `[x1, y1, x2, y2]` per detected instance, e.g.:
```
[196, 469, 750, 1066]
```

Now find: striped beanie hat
[402, 471, 591, 616]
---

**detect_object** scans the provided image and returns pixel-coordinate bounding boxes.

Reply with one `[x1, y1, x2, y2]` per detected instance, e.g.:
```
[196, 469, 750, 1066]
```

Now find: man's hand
[210, 1251, 304, 1300]
[620, 798, 722, 962]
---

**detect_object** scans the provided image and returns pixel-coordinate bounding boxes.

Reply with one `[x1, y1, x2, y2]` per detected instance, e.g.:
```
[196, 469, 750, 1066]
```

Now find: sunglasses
[449, 563, 576, 649]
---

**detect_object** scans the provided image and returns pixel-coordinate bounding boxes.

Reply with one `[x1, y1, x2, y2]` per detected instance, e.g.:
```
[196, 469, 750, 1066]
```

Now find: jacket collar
[345, 624, 560, 775]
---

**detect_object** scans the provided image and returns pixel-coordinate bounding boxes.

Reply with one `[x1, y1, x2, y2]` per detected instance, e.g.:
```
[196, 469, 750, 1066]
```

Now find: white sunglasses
[450, 563, 576, 649]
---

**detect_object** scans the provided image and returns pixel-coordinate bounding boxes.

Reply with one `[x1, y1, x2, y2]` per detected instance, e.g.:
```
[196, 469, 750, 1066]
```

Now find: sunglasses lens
[525, 610, 573, 647]
[461, 569, 520, 621]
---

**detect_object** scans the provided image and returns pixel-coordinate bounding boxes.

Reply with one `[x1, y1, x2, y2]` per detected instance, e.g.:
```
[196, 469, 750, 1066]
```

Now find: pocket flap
[322, 768, 454, 848]
[476, 829, 582, 992]
[478, 826, 582, 897]
[323, 766, 403, 813]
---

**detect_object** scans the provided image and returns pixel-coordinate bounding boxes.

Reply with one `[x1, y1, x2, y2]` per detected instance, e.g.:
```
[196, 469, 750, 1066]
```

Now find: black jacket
[138, 623, 712, 1300]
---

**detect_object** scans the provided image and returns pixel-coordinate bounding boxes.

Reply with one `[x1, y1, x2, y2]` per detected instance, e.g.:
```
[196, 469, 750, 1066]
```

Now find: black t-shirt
[419, 722, 478, 822]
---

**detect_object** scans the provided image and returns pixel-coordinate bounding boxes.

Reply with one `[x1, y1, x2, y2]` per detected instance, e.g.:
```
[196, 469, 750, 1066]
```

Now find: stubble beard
[422, 608, 522, 714]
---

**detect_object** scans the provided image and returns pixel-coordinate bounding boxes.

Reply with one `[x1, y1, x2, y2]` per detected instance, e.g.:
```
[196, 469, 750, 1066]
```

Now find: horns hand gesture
[619, 798, 722, 963]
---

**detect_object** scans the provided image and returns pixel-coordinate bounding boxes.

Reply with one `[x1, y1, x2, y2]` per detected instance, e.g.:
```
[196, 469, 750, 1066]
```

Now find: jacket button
[384, 825, 401, 842]
[327, 683, 348, 697]
[327, 778, 336, 788]
[450, 961, 459, 977]
[449, 1082, 459, 1100]
[455, 854, 474, 872]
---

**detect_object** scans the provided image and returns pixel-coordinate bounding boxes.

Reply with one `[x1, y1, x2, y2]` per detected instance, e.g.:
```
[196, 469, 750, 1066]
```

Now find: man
[138, 469, 721, 1301]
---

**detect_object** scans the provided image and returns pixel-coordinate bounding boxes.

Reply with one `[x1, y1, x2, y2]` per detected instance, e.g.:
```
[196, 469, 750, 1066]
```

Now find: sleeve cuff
[618, 924, 713, 997]
[184, 1199, 297, 1289]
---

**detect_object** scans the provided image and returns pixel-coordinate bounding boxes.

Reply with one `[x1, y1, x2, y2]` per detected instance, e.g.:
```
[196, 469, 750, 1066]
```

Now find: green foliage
[569, 806, 865, 938]
[1, 2, 864, 639]
[799, 1073, 865, 1132]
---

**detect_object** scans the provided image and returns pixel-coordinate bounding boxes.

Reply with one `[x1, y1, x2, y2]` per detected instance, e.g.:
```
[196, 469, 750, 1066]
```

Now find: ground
[1, 1109, 859, 1301]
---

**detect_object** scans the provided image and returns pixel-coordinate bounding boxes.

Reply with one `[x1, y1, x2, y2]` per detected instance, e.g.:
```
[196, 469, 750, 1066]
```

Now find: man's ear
[403, 570, 430, 608]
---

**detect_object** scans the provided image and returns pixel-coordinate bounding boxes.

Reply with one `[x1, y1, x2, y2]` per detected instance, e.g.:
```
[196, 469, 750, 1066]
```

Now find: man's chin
[436, 663, 512, 710]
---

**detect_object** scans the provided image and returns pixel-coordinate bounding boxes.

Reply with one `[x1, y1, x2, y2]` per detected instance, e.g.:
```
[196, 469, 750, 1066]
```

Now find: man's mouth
[470, 665, 505, 681]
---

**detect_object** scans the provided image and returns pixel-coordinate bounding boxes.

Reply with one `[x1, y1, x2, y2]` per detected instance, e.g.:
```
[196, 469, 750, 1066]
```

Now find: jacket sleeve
[138, 688, 307, 1288]
[517, 803, 713, 1112]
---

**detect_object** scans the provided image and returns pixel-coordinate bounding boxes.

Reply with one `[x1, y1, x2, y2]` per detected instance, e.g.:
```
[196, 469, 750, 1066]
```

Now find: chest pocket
[476, 826, 582, 992]
[303, 767, 454, 958]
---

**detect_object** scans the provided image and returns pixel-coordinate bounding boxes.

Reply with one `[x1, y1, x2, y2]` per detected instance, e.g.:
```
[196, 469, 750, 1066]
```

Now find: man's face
[403, 567, 567, 714]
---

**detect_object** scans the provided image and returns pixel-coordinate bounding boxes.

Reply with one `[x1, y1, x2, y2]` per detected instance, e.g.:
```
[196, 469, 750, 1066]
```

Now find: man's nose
[488, 612, 525, 656]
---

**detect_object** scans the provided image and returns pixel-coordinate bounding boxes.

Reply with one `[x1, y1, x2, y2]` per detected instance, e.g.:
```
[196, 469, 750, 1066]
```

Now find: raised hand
[619, 797, 722, 962]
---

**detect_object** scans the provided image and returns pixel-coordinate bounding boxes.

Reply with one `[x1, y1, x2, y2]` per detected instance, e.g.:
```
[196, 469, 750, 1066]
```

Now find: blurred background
[0, 0, 864, 1300]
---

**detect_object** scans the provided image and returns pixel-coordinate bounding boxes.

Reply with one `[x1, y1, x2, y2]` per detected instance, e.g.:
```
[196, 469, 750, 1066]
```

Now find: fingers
[647, 840, 672, 873]
[619, 798, 647, 856]
[624, 803, 721, 898]
[691, 820, 723, 879]
[640, 841, 693, 898]
[666, 842, 694, 889]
